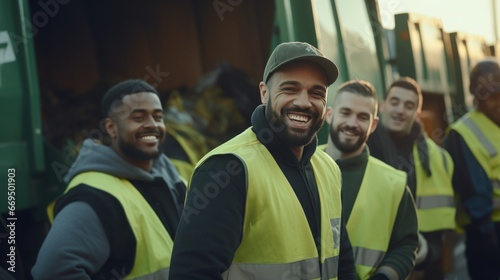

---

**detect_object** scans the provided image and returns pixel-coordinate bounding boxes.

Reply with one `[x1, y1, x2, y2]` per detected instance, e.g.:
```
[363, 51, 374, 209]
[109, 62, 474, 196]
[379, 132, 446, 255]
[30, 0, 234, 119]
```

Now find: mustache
[283, 106, 318, 118]
[339, 125, 360, 135]
[138, 128, 164, 136]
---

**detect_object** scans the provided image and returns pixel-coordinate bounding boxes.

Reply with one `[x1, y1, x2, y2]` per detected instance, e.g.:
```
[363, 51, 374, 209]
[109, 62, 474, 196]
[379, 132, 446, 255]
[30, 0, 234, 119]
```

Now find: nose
[394, 103, 405, 114]
[345, 114, 357, 127]
[144, 115, 158, 127]
[293, 90, 312, 108]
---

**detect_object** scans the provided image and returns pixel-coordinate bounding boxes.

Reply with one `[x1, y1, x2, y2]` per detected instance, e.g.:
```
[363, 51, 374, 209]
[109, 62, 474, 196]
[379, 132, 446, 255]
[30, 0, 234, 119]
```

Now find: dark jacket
[446, 129, 494, 225]
[169, 105, 356, 279]
[366, 122, 431, 196]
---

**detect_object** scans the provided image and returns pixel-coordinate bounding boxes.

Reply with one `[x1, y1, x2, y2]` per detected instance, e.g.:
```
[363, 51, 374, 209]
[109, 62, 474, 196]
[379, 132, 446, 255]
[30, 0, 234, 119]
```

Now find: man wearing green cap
[169, 42, 356, 279]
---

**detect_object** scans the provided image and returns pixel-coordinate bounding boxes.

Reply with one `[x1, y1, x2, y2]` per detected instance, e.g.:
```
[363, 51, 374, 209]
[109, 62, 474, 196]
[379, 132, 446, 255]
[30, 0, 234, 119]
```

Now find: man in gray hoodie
[32, 79, 185, 279]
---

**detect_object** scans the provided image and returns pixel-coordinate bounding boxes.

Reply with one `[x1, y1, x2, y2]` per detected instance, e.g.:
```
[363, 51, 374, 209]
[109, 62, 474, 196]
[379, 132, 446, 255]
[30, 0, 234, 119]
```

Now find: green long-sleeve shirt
[336, 147, 418, 280]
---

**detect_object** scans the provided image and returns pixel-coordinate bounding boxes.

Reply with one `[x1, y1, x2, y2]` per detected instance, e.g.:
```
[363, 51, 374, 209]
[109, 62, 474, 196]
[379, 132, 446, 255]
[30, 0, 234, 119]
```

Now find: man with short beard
[169, 42, 356, 280]
[32, 79, 186, 279]
[322, 80, 418, 280]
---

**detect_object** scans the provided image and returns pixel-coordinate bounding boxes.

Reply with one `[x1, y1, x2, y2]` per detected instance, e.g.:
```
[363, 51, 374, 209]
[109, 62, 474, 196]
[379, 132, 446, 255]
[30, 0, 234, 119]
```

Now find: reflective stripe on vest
[417, 140, 454, 210]
[416, 195, 455, 210]
[223, 256, 339, 280]
[462, 117, 497, 157]
[346, 157, 407, 279]
[414, 138, 456, 232]
[453, 112, 500, 179]
[134, 267, 169, 279]
[352, 247, 385, 269]
[62, 172, 173, 279]
[322, 256, 339, 280]
[451, 111, 500, 227]
[195, 128, 341, 280]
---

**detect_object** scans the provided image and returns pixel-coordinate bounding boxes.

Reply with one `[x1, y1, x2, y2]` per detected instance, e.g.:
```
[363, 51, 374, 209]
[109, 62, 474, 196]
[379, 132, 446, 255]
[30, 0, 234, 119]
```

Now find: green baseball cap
[263, 41, 339, 85]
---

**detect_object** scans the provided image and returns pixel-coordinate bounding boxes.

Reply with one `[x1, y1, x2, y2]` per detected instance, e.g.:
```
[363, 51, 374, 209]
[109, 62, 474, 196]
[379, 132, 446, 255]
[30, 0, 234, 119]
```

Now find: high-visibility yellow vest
[414, 137, 456, 232]
[48, 172, 173, 279]
[450, 111, 500, 227]
[194, 128, 342, 280]
[346, 156, 407, 279]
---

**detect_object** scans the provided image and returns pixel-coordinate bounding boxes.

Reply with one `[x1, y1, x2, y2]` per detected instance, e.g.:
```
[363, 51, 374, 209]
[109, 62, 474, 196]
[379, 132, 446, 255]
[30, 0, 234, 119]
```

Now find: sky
[377, 0, 498, 44]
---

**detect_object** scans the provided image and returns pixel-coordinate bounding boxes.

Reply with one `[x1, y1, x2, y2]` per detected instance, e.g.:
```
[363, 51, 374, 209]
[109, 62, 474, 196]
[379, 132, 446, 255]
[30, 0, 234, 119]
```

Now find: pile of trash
[41, 63, 261, 178]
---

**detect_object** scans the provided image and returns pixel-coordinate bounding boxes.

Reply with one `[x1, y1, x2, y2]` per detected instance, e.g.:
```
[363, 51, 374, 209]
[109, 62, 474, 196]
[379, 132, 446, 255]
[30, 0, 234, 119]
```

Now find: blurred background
[1, 0, 497, 278]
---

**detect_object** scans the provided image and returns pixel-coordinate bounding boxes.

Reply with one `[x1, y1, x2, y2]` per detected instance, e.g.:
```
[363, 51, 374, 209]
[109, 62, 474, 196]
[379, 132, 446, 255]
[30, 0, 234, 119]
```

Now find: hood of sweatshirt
[63, 139, 183, 190]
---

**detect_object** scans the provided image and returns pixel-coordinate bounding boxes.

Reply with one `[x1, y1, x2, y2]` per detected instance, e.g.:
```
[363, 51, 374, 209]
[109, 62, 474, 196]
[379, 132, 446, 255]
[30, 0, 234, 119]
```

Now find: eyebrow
[339, 107, 371, 116]
[278, 81, 327, 92]
[130, 108, 163, 114]
[278, 81, 300, 88]
[390, 96, 416, 105]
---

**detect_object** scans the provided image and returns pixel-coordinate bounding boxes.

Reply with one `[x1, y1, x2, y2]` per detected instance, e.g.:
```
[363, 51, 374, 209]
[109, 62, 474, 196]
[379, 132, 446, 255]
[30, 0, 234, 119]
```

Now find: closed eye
[281, 87, 298, 93]
[404, 102, 415, 110]
[359, 114, 370, 121]
[310, 91, 326, 98]
[339, 109, 351, 116]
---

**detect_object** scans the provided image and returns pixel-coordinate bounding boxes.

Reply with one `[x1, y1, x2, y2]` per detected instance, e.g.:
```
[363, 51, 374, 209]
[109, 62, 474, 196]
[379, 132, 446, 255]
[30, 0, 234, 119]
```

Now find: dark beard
[330, 126, 366, 153]
[265, 102, 324, 147]
[118, 138, 163, 161]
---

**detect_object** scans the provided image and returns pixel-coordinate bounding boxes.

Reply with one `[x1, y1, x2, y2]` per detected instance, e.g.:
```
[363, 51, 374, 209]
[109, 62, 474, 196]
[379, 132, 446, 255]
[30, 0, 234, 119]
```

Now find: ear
[259, 82, 269, 104]
[415, 109, 422, 123]
[370, 116, 379, 134]
[104, 118, 117, 139]
[325, 106, 333, 125]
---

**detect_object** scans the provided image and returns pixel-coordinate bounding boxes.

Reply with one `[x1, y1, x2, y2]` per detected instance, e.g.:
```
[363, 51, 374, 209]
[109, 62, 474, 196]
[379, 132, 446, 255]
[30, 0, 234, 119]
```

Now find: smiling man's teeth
[141, 135, 157, 140]
[288, 114, 309, 122]
[341, 130, 356, 136]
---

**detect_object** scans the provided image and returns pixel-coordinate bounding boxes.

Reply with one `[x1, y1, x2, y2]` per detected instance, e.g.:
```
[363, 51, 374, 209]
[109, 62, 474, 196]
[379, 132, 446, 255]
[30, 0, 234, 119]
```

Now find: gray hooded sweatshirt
[32, 139, 185, 279]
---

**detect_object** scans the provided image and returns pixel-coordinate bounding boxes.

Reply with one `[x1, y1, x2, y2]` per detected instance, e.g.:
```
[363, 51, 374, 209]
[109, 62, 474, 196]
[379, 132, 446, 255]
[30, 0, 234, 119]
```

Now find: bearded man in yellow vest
[322, 80, 418, 280]
[32, 79, 186, 279]
[169, 42, 356, 280]
[446, 58, 500, 280]
[366, 77, 456, 280]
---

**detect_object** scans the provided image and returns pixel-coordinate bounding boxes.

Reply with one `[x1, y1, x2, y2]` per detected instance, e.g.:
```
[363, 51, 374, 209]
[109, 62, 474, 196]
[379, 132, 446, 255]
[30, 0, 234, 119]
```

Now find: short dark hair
[101, 79, 158, 117]
[469, 58, 500, 97]
[335, 80, 378, 112]
[388, 77, 422, 110]
[338, 80, 377, 99]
